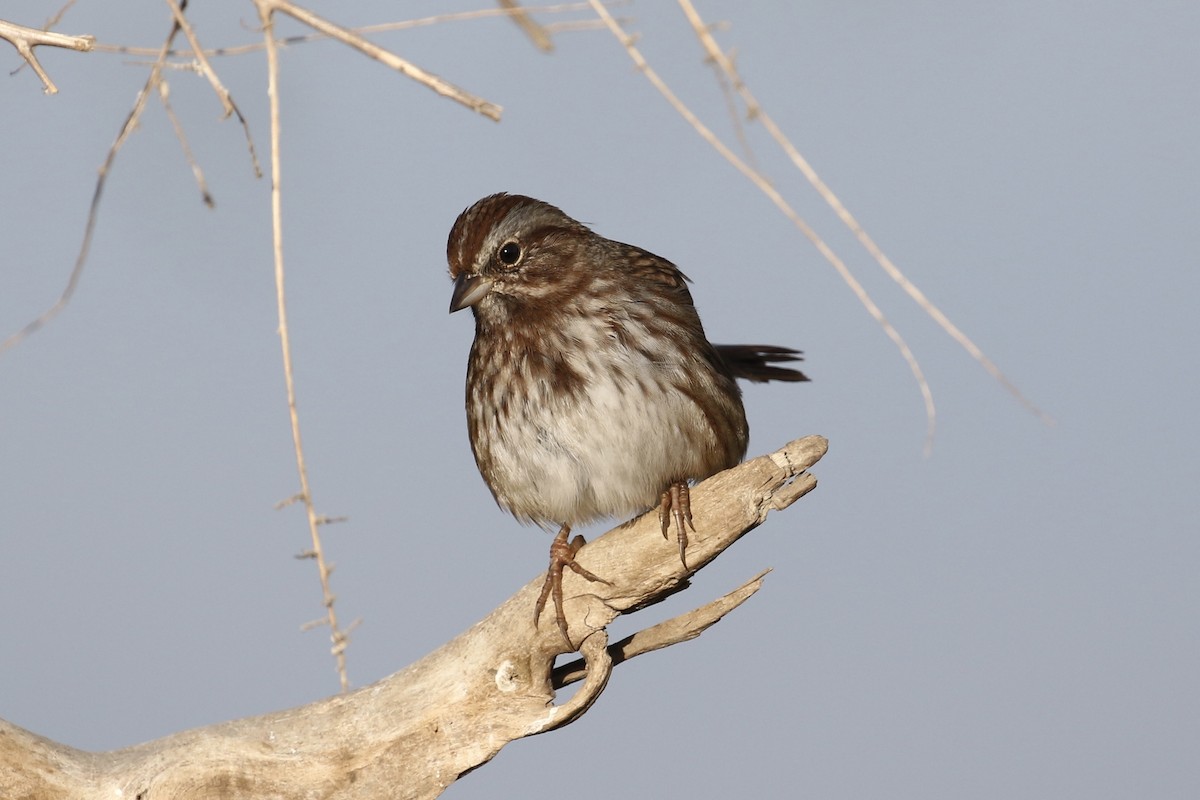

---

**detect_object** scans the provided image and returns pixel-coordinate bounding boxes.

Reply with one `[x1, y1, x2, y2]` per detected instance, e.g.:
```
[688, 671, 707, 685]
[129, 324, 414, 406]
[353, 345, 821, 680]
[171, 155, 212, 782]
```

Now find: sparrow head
[446, 193, 593, 315]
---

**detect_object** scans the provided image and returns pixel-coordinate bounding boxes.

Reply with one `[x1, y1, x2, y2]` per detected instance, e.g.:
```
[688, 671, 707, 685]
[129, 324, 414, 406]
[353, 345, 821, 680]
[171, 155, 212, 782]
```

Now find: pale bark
[0, 435, 827, 800]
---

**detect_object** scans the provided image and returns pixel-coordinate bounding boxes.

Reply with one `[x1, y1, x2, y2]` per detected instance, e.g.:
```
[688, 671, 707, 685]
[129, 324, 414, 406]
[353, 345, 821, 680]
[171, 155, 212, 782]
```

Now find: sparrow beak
[449, 272, 493, 313]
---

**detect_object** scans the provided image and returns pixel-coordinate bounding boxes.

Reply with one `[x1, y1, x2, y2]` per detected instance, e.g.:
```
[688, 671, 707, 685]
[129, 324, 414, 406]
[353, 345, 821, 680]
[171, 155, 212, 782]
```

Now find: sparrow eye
[497, 241, 522, 267]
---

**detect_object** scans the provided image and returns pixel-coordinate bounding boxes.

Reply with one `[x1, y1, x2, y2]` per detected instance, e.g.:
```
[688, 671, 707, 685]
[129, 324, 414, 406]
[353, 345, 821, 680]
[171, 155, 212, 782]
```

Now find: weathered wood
[0, 435, 826, 799]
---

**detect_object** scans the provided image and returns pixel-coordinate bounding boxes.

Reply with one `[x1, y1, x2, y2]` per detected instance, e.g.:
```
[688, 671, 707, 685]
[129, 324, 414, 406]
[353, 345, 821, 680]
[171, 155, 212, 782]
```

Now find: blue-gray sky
[2, 2, 1197, 798]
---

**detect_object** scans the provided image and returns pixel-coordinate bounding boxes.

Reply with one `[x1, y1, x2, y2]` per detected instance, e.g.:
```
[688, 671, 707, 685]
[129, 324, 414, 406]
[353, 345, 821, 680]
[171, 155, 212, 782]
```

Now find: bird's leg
[534, 524, 612, 645]
[658, 481, 695, 569]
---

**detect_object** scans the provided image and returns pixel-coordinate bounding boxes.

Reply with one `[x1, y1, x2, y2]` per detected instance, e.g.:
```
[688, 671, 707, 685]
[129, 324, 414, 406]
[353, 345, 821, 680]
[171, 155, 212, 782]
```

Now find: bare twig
[254, 0, 352, 692]
[498, 0, 555, 52]
[164, 0, 262, 178]
[586, 0, 938, 449]
[0, 12, 180, 355]
[91, 2, 607, 59]
[677, 0, 1053, 430]
[254, 0, 502, 121]
[542, 17, 628, 34]
[43, 1, 79, 32]
[157, 77, 215, 207]
[0, 18, 94, 94]
[708, 45, 761, 173]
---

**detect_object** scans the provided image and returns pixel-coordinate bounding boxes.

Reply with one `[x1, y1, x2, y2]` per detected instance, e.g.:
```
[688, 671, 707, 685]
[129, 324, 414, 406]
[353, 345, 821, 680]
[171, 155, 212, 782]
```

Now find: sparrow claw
[658, 481, 695, 569]
[534, 525, 612, 646]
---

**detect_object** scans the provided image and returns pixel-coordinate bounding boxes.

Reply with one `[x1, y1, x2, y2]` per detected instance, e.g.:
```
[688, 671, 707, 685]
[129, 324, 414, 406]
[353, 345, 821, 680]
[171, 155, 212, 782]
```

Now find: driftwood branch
[0, 435, 826, 800]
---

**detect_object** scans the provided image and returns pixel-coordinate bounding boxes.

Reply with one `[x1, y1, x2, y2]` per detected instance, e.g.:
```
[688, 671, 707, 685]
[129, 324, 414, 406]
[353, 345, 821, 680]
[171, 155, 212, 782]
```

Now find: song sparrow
[447, 193, 807, 642]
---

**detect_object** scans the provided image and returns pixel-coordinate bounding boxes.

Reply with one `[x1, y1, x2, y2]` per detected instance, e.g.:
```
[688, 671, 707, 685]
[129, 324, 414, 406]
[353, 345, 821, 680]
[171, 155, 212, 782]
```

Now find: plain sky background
[2, 2, 1197, 798]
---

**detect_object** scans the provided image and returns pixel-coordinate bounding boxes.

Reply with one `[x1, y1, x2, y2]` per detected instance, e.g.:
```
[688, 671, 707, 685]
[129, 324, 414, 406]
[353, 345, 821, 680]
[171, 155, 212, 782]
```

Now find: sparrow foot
[534, 525, 612, 645]
[658, 481, 695, 569]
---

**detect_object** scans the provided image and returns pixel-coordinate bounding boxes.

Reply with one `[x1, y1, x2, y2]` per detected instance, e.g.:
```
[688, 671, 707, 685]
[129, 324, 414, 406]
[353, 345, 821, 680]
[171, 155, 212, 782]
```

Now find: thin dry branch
[0, 17, 94, 94]
[164, 0, 262, 178]
[707, 45, 760, 172]
[91, 2, 608, 59]
[0, 12, 181, 355]
[254, 0, 352, 692]
[157, 78, 215, 207]
[499, 0, 555, 52]
[255, 0, 502, 121]
[586, 0, 939, 450]
[43, 1, 79, 32]
[676, 0, 1053, 428]
[0, 434, 826, 800]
